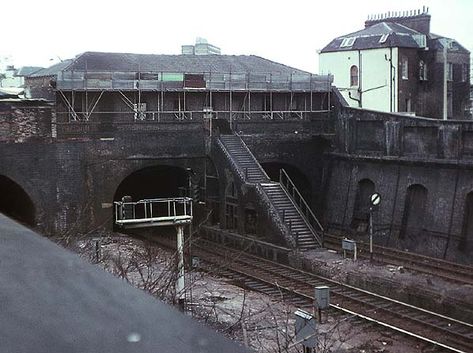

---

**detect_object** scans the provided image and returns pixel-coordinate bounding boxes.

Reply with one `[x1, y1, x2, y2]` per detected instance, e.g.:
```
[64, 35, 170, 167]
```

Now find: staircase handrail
[280, 168, 324, 246]
[215, 137, 246, 182]
[255, 183, 296, 248]
[235, 133, 271, 182]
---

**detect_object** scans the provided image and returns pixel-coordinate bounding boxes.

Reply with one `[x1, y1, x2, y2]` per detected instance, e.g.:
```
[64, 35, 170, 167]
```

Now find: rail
[280, 168, 324, 246]
[195, 241, 473, 353]
[55, 110, 330, 123]
[114, 197, 193, 228]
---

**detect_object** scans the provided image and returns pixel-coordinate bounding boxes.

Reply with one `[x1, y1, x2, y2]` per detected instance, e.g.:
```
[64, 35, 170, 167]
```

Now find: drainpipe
[443, 43, 448, 120]
[385, 49, 394, 112]
[358, 50, 363, 108]
[390, 47, 393, 112]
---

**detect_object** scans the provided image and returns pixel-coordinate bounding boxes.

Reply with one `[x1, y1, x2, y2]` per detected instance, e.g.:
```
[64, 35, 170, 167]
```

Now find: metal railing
[55, 110, 330, 123]
[114, 197, 193, 228]
[57, 70, 332, 92]
[279, 169, 324, 246]
[216, 138, 246, 182]
[237, 134, 271, 183]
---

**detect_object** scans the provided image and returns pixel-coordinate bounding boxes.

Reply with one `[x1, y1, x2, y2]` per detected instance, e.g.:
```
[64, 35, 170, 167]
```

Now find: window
[447, 62, 453, 81]
[350, 65, 359, 86]
[405, 98, 411, 112]
[462, 63, 469, 82]
[379, 34, 389, 44]
[419, 60, 427, 81]
[401, 56, 408, 80]
[340, 37, 356, 47]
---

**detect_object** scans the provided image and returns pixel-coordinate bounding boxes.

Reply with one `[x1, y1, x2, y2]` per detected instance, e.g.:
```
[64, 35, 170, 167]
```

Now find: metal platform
[114, 197, 193, 228]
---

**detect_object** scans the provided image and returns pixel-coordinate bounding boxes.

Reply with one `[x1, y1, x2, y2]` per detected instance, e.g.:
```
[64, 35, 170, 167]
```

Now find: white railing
[114, 197, 193, 228]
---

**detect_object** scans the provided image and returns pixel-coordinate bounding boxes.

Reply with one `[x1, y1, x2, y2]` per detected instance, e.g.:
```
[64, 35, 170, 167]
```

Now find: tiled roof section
[321, 21, 424, 52]
[428, 34, 470, 54]
[16, 66, 43, 77]
[64, 51, 310, 74]
[29, 59, 74, 78]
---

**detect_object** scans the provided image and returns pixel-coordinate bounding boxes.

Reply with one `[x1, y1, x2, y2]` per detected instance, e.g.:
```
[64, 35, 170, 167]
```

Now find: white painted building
[319, 8, 471, 119]
[320, 47, 398, 112]
[0, 66, 23, 88]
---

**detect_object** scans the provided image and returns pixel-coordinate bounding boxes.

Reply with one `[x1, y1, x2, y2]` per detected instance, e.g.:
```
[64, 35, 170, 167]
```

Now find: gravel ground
[66, 231, 457, 353]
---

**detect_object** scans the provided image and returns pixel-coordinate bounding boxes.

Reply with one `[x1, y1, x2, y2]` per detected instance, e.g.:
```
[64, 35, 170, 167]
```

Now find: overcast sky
[1, 0, 471, 74]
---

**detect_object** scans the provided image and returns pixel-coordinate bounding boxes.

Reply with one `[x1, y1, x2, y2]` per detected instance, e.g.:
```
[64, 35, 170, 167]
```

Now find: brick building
[319, 7, 471, 119]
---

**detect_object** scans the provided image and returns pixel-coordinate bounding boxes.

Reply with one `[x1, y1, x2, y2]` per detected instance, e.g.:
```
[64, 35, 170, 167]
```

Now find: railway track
[189, 239, 473, 353]
[324, 233, 473, 286]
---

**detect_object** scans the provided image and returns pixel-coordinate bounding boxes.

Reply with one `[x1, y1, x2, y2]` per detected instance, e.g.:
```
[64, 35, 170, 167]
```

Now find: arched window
[400, 184, 427, 239]
[350, 65, 359, 86]
[419, 60, 427, 80]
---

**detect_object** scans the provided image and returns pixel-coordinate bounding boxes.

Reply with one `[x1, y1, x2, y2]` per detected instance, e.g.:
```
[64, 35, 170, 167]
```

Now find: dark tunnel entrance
[113, 165, 190, 232]
[261, 162, 312, 206]
[114, 165, 189, 202]
[0, 175, 35, 226]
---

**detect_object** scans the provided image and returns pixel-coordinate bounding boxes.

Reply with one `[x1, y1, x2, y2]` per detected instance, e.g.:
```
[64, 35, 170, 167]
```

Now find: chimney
[365, 7, 431, 34]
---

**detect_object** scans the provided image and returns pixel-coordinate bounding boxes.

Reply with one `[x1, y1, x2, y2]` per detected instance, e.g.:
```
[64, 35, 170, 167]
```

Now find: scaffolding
[55, 69, 333, 125]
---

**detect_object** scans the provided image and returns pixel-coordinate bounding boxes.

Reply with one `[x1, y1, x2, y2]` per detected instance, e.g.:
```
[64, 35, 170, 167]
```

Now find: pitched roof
[29, 59, 74, 78]
[62, 51, 310, 74]
[16, 66, 43, 77]
[321, 22, 423, 52]
[428, 34, 470, 54]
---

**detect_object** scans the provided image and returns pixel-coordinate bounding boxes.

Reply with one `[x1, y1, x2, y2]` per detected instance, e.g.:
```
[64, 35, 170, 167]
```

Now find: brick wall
[0, 101, 53, 142]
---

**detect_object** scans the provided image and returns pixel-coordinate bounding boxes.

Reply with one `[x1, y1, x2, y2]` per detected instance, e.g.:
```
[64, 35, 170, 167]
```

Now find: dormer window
[379, 34, 389, 44]
[350, 65, 359, 86]
[340, 37, 356, 48]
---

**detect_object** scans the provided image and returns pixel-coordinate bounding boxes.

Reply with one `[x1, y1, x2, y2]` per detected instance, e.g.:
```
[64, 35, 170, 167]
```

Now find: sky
[1, 0, 472, 74]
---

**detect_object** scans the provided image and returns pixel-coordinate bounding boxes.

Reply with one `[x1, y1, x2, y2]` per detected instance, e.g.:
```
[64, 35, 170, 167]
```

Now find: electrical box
[294, 309, 317, 348]
[342, 239, 356, 251]
[315, 286, 330, 309]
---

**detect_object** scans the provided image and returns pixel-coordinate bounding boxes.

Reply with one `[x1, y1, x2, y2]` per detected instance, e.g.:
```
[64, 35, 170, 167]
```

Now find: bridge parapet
[337, 106, 473, 164]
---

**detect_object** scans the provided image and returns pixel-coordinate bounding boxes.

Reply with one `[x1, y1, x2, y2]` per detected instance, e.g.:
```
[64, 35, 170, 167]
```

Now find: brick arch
[112, 164, 190, 202]
[0, 174, 36, 227]
[351, 178, 376, 232]
[400, 183, 428, 240]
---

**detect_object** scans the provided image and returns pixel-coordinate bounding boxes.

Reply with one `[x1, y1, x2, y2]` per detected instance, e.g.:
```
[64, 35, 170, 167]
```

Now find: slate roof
[321, 22, 423, 52]
[0, 214, 251, 353]
[16, 66, 43, 77]
[321, 21, 470, 55]
[29, 59, 74, 78]
[61, 51, 310, 74]
[428, 34, 470, 54]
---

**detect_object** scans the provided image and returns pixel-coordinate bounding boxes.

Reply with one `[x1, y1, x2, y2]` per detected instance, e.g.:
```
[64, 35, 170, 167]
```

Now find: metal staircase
[219, 135, 270, 183]
[260, 183, 320, 250]
[218, 134, 323, 250]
